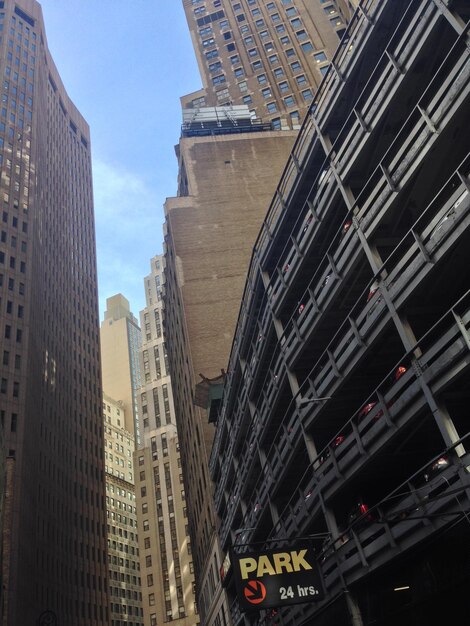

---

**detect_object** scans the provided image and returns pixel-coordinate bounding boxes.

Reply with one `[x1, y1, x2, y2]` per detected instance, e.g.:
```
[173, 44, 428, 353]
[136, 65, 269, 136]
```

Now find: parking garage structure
[210, 1, 470, 624]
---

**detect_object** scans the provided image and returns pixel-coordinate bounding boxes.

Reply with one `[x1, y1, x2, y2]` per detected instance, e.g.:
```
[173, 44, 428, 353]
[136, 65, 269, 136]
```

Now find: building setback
[103, 394, 143, 626]
[135, 255, 198, 626]
[0, 0, 109, 623]
[181, 0, 353, 126]
[210, 1, 470, 624]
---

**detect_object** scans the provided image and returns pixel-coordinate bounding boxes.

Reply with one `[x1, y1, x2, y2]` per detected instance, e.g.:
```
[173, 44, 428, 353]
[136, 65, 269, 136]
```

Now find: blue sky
[39, 1, 201, 319]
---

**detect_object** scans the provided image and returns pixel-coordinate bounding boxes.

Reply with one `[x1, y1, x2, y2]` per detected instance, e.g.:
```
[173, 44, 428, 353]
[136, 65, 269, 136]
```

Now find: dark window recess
[196, 10, 225, 27]
[14, 6, 35, 26]
[48, 74, 57, 92]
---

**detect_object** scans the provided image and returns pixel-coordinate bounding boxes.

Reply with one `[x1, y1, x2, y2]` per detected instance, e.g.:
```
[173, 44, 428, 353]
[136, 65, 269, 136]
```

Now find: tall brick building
[163, 121, 298, 625]
[0, 0, 109, 623]
[181, 0, 353, 126]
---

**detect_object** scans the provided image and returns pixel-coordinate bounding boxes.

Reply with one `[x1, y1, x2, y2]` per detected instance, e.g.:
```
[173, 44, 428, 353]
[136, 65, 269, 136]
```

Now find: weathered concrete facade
[163, 129, 296, 624]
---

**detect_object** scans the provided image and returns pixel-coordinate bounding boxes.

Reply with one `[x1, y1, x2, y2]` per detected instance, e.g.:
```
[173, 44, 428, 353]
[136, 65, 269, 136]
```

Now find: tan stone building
[101, 294, 143, 443]
[181, 0, 350, 126]
[135, 255, 198, 626]
[104, 394, 144, 626]
[0, 0, 109, 623]
[163, 122, 298, 624]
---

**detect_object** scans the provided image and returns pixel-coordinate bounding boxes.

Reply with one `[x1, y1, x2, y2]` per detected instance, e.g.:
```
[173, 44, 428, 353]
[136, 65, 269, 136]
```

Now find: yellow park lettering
[239, 550, 313, 580]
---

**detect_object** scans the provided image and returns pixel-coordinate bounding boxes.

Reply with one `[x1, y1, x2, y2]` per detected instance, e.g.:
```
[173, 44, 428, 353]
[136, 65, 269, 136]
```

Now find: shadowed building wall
[0, 1, 109, 623]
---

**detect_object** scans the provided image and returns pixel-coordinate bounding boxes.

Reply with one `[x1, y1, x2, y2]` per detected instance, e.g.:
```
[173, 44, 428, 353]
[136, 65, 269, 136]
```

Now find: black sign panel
[232, 543, 324, 611]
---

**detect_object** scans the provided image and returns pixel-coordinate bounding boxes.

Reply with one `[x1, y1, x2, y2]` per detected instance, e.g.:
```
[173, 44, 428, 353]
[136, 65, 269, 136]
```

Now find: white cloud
[93, 158, 165, 318]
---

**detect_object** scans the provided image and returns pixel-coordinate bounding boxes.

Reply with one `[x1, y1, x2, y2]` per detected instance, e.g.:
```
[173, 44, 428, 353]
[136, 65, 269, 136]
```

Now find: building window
[242, 94, 252, 104]
[296, 74, 307, 85]
[284, 95, 295, 107]
[314, 51, 327, 63]
[302, 88, 313, 101]
[271, 117, 281, 129]
[273, 67, 284, 78]
[230, 54, 239, 64]
[252, 60, 262, 70]
[257, 73, 267, 84]
[331, 16, 344, 28]
[261, 87, 272, 98]
[217, 87, 229, 101]
[266, 102, 277, 113]
[290, 110, 300, 125]
[209, 61, 222, 73]
[278, 80, 289, 92]
[234, 67, 244, 77]
[301, 41, 314, 52]
[212, 74, 226, 85]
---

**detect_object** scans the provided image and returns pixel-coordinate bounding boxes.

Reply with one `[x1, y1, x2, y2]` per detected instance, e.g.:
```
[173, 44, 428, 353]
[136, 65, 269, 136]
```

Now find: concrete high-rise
[0, 1, 109, 623]
[103, 394, 143, 626]
[135, 255, 198, 626]
[181, 0, 351, 126]
[101, 294, 143, 443]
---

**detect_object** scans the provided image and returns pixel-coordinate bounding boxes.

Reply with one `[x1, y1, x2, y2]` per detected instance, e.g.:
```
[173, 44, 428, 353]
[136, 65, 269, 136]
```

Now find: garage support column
[345, 589, 364, 626]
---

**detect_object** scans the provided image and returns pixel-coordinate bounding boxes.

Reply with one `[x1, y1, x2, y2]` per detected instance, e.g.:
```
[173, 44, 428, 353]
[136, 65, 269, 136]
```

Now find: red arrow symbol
[244, 580, 267, 604]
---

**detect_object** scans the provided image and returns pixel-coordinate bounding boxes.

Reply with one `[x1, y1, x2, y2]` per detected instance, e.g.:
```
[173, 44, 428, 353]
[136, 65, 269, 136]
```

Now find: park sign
[232, 542, 324, 611]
